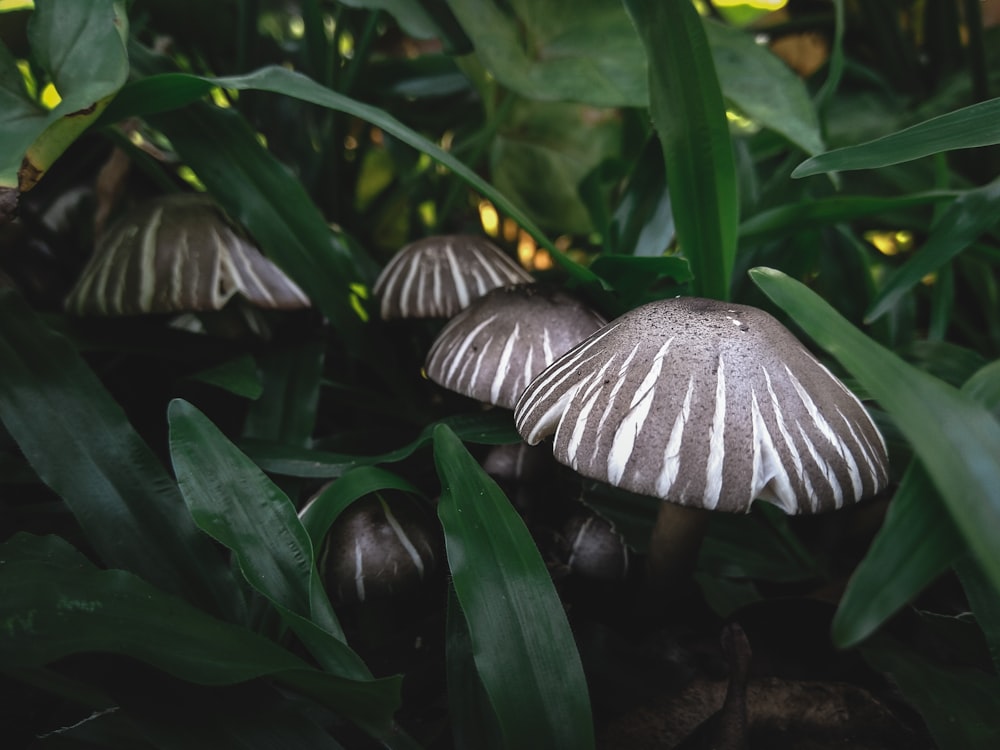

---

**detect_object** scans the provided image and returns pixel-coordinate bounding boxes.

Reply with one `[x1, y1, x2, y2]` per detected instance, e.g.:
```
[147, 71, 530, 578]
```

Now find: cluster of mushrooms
[373, 233, 890, 595]
[64, 200, 889, 601]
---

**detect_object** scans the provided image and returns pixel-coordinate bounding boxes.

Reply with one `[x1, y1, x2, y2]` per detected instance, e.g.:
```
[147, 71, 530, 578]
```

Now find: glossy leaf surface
[434, 424, 594, 749]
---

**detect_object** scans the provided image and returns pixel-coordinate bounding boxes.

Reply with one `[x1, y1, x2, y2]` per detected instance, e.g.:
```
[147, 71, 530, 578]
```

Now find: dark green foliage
[2, 0, 999, 748]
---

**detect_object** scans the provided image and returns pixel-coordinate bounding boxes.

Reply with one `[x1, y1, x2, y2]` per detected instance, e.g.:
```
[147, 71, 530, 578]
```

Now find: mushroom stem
[644, 502, 711, 600]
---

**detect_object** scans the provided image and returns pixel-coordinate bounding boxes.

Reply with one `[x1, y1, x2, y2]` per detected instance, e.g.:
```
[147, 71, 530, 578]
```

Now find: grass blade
[434, 424, 594, 749]
[623, 0, 739, 300]
[750, 268, 1000, 593]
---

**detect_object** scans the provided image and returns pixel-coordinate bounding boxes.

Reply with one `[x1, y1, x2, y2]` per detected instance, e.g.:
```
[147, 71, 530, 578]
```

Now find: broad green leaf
[338, 0, 471, 53]
[0, 0, 128, 189]
[433, 424, 594, 749]
[738, 192, 958, 245]
[243, 410, 520, 478]
[490, 97, 623, 234]
[624, 0, 738, 301]
[444, 1, 822, 156]
[750, 267, 1000, 593]
[0, 288, 242, 620]
[187, 354, 263, 399]
[588, 254, 692, 313]
[703, 19, 823, 156]
[0, 550, 400, 736]
[101, 64, 601, 288]
[866, 178, 1000, 322]
[299, 465, 422, 549]
[861, 634, 1000, 750]
[445, 0, 647, 107]
[793, 96, 1000, 177]
[167, 399, 371, 679]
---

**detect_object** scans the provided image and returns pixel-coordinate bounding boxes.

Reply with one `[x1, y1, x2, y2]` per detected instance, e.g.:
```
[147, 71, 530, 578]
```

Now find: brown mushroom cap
[514, 297, 889, 514]
[425, 284, 606, 409]
[373, 234, 534, 320]
[65, 194, 310, 315]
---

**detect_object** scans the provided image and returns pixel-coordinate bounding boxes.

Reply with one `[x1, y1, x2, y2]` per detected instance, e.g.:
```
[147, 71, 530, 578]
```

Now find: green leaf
[0, 0, 129, 189]
[490, 97, 623, 234]
[167, 399, 372, 679]
[433, 424, 594, 749]
[0, 546, 400, 736]
[102, 64, 601, 288]
[750, 267, 1000, 594]
[861, 634, 1000, 750]
[187, 355, 263, 399]
[444, 0, 647, 107]
[792, 96, 1000, 177]
[624, 0, 738, 301]
[832, 460, 961, 647]
[866, 178, 1000, 322]
[0, 288, 242, 620]
[738, 191, 959, 245]
[243, 410, 521, 478]
[703, 19, 823, 156]
[608, 136, 675, 258]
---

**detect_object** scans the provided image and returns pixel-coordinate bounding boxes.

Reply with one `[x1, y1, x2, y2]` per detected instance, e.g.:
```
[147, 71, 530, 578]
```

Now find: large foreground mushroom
[373, 235, 533, 320]
[514, 297, 889, 591]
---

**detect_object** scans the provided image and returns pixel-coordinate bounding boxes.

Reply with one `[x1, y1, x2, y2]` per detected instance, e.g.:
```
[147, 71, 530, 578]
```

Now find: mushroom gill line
[443, 241, 469, 310]
[655, 376, 695, 498]
[784, 364, 864, 501]
[606, 338, 674, 486]
[750, 386, 797, 512]
[703, 352, 728, 510]
[381, 499, 426, 580]
[491, 323, 521, 404]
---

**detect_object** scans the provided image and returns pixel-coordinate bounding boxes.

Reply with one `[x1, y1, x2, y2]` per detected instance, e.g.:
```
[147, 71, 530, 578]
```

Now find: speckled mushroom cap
[65, 194, 310, 315]
[425, 284, 606, 409]
[373, 234, 534, 320]
[514, 297, 889, 514]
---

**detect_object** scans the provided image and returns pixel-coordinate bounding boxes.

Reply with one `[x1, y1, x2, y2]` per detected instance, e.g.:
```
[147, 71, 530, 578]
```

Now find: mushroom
[373, 234, 533, 320]
[424, 283, 606, 410]
[514, 297, 889, 591]
[316, 491, 440, 605]
[64, 193, 310, 316]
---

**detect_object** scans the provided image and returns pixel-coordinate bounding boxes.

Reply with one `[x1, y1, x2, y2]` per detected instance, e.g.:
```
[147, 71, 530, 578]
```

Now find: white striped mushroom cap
[373, 234, 534, 319]
[65, 194, 310, 315]
[425, 284, 606, 410]
[514, 297, 889, 514]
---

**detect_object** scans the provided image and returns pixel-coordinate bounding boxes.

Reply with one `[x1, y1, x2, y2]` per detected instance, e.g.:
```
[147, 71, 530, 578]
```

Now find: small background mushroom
[373, 234, 533, 320]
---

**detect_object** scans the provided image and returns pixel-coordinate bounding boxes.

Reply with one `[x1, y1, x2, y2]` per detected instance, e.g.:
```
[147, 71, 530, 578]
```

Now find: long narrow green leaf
[101, 65, 601, 288]
[832, 460, 962, 647]
[243, 410, 520, 479]
[623, 0, 738, 300]
[866, 178, 1000, 322]
[793, 96, 1000, 177]
[0, 288, 242, 620]
[750, 267, 1000, 592]
[433, 424, 594, 749]
[0, 546, 400, 736]
[738, 191, 958, 245]
[167, 399, 370, 679]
